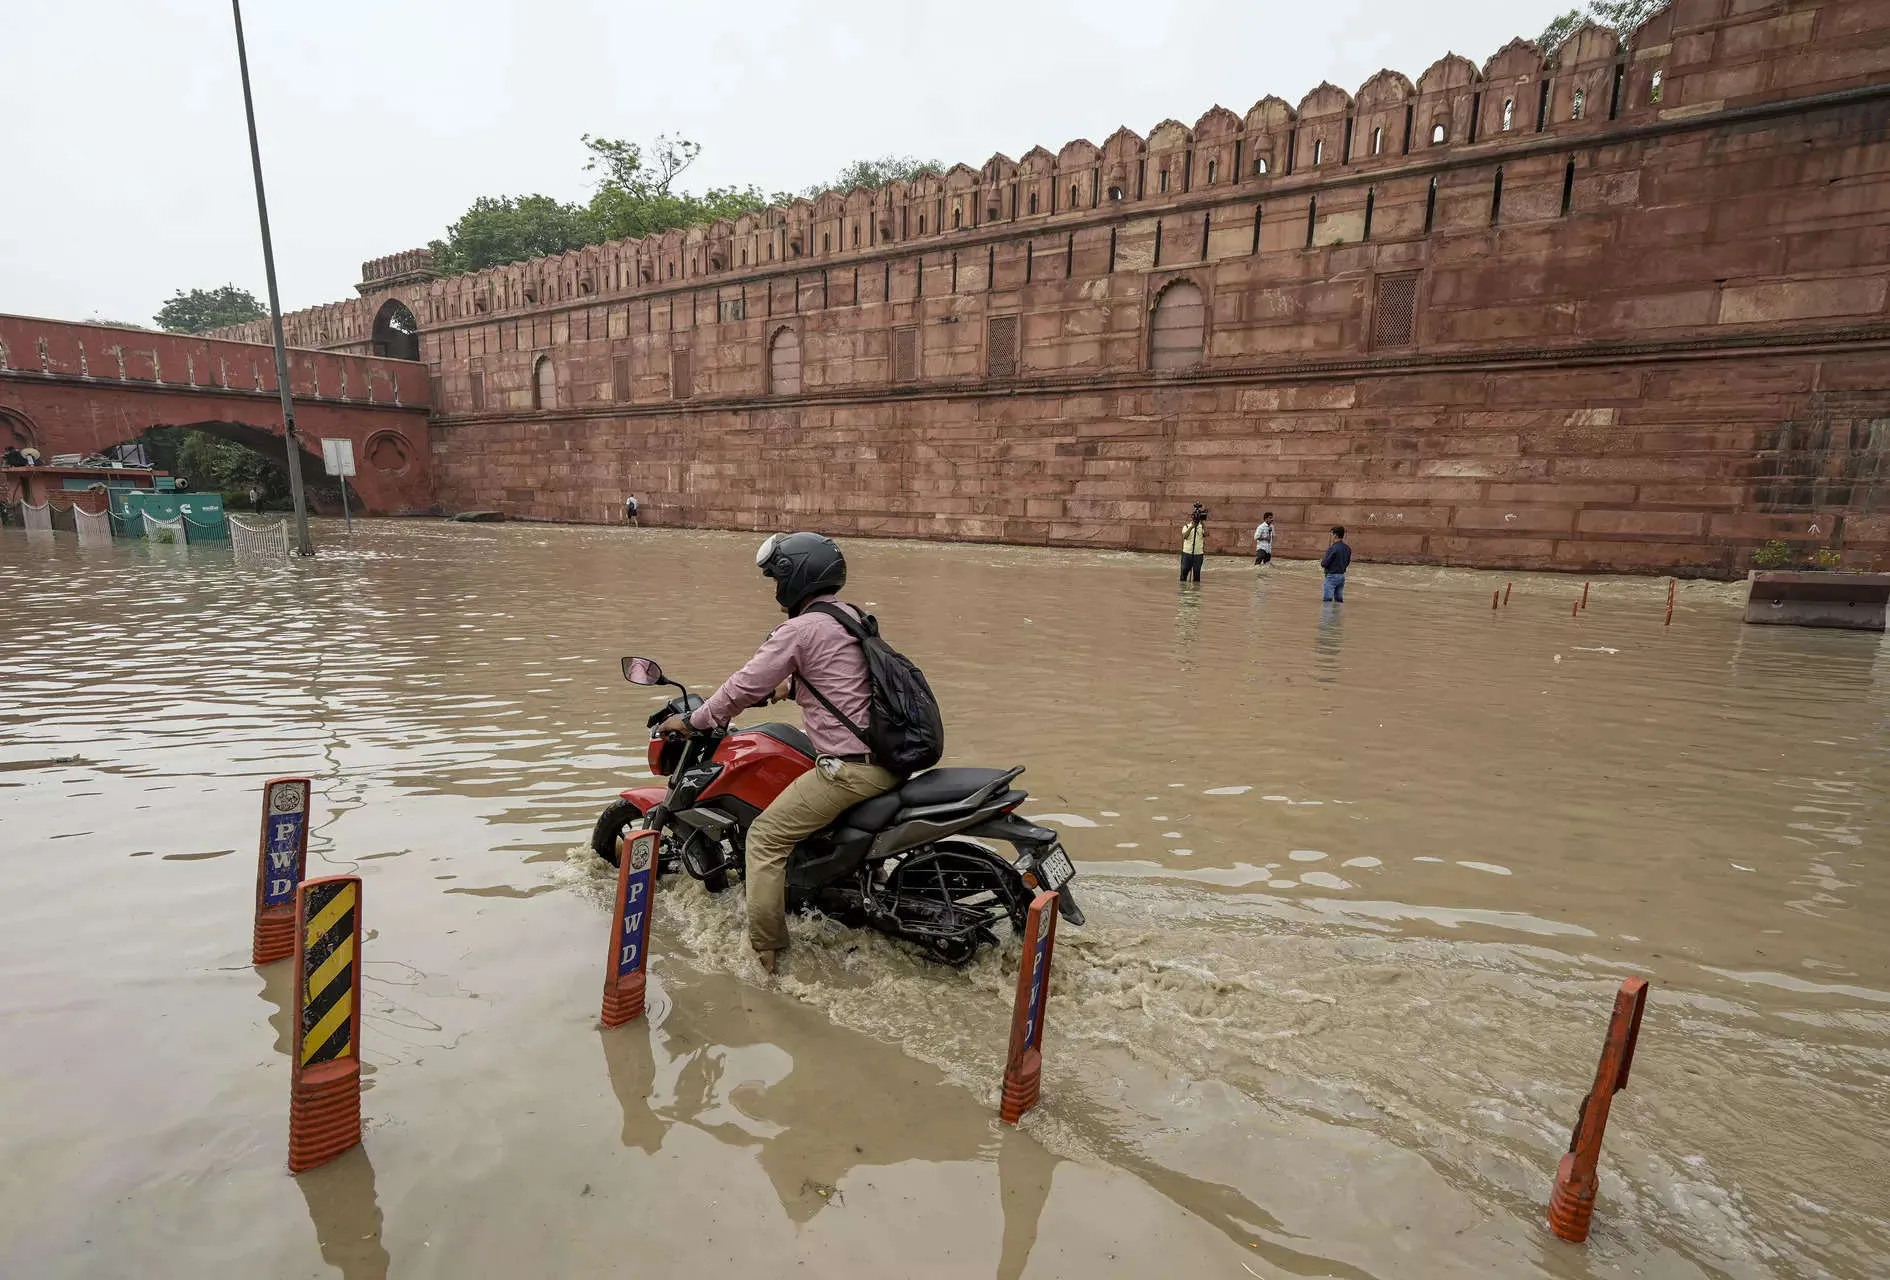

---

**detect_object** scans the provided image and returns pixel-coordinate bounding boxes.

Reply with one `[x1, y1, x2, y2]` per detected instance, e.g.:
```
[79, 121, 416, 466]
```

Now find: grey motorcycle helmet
[756, 531, 847, 615]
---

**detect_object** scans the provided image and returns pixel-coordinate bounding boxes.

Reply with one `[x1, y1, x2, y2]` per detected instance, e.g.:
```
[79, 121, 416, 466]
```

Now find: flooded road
[1, 520, 1885, 1279]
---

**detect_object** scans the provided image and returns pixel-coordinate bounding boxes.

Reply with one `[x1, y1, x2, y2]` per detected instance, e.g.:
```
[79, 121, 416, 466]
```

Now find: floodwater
[1, 520, 1885, 1280]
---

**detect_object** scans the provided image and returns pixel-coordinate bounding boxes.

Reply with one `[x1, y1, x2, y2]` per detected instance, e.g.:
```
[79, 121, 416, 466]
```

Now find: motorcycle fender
[963, 812, 1060, 847]
[618, 785, 668, 812]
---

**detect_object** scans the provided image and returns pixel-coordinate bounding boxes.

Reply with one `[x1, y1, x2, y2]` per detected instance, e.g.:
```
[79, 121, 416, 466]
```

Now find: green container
[121, 491, 228, 542]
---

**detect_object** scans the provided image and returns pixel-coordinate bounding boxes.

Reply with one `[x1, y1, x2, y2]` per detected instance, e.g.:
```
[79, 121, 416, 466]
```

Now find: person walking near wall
[1321, 526, 1352, 602]
[1254, 512, 1275, 566]
[1180, 504, 1208, 584]
[624, 495, 639, 526]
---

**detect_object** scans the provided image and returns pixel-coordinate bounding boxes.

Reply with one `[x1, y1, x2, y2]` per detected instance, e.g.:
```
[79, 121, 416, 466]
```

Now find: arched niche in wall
[768, 326, 802, 395]
[1149, 278, 1206, 371]
[533, 354, 555, 410]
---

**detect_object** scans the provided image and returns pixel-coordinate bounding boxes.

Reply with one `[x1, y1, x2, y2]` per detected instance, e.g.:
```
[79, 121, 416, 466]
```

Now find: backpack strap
[797, 673, 868, 746]
[800, 603, 872, 748]
[806, 600, 874, 639]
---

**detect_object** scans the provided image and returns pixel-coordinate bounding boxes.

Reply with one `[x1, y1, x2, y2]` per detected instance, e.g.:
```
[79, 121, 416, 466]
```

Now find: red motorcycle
[591, 656, 1083, 965]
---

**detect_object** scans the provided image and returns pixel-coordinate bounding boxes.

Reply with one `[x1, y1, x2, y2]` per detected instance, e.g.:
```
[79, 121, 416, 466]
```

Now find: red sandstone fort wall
[221, 0, 1890, 573]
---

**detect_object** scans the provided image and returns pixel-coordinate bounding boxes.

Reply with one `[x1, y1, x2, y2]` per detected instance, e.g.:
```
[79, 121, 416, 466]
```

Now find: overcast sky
[2, 0, 1567, 327]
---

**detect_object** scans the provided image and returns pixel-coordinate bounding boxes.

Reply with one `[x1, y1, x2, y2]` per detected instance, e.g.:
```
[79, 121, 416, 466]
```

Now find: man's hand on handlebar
[657, 713, 694, 737]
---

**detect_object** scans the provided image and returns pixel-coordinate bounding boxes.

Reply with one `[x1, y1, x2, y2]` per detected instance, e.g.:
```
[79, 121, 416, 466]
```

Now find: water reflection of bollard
[1666, 579, 1676, 627]
[253, 778, 311, 965]
[1504, 583, 1512, 606]
[1492, 590, 1500, 611]
[1547, 977, 1649, 1243]
[1000, 891, 1060, 1125]
[601, 830, 658, 1027]
[1572, 599, 1579, 617]
[1582, 581, 1590, 610]
[289, 876, 365, 1173]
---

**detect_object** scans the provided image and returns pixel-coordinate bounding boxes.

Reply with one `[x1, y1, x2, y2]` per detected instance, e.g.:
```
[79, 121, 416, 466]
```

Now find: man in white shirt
[1254, 512, 1275, 566]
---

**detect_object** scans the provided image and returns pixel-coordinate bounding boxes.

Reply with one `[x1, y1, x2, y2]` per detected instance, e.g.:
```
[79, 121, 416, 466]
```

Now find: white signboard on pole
[320, 438, 356, 478]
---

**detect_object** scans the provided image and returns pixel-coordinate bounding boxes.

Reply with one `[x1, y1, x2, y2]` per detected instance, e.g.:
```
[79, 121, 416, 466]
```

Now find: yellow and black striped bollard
[288, 875, 365, 1173]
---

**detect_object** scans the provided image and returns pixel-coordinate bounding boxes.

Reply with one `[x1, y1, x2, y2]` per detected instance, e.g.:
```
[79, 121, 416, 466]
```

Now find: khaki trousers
[745, 759, 898, 953]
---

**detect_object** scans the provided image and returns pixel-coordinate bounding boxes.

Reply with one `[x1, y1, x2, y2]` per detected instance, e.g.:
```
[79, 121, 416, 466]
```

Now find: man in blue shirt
[1320, 526, 1352, 602]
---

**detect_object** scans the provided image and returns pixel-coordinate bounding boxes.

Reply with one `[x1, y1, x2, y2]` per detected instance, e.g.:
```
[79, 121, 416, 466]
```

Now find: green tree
[581, 133, 777, 241]
[1540, 0, 1665, 52]
[154, 285, 265, 334]
[426, 195, 600, 275]
[806, 155, 944, 197]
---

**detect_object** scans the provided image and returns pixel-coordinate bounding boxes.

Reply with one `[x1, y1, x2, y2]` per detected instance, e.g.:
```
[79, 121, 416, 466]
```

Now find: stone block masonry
[216, 0, 1890, 575]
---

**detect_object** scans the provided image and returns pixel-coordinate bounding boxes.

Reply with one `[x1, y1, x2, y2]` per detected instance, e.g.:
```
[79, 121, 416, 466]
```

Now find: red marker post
[289, 875, 365, 1173]
[1000, 891, 1060, 1124]
[253, 778, 311, 965]
[601, 829, 658, 1027]
[1547, 977, 1650, 1243]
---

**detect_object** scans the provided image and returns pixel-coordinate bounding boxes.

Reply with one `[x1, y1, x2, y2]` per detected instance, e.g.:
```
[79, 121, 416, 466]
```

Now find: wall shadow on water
[598, 1022, 667, 1156]
[256, 962, 294, 1058]
[996, 1124, 1057, 1280]
[295, 1145, 390, 1280]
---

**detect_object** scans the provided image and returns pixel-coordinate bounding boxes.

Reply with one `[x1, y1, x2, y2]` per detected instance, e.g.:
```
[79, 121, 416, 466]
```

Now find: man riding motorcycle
[657, 532, 897, 974]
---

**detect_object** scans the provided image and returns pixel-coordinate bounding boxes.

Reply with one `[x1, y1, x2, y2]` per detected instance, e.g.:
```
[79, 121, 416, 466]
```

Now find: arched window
[1254, 156, 1269, 175]
[533, 355, 555, 410]
[823, 232, 831, 253]
[370, 299, 419, 361]
[1372, 126, 1383, 155]
[1313, 139, 1325, 165]
[768, 327, 801, 395]
[1028, 191, 1039, 214]
[1148, 279, 1205, 371]
[1070, 183, 1080, 207]
[953, 206, 962, 228]
[1158, 168, 1169, 193]
[1572, 87, 1586, 119]
[1502, 98, 1515, 131]
[1206, 159, 1217, 185]
[1431, 122, 1447, 145]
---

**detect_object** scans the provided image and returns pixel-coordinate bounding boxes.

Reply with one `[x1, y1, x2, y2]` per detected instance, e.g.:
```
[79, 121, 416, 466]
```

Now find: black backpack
[800, 602, 945, 776]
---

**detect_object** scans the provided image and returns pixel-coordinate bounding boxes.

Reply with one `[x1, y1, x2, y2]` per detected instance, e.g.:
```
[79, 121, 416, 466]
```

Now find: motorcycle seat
[831, 767, 1017, 835]
[898, 767, 1014, 807]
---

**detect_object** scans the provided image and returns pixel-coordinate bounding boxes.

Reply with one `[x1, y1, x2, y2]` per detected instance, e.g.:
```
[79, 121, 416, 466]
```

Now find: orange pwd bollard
[601, 830, 658, 1027]
[1547, 977, 1650, 1243]
[252, 778, 310, 965]
[288, 876, 365, 1173]
[1000, 891, 1060, 1124]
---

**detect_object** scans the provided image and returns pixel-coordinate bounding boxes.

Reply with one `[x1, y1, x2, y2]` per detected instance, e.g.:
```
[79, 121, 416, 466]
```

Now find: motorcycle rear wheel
[882, 839, 1031, 966]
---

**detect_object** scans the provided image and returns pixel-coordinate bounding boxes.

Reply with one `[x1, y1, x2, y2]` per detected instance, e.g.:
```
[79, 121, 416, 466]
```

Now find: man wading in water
[657, 533, 896, 975]
[1180, 503, 1208, 583]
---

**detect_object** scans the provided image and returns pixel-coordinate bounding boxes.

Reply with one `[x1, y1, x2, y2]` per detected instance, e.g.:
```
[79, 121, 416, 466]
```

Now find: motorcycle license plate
[1037, 847, 1076, 892]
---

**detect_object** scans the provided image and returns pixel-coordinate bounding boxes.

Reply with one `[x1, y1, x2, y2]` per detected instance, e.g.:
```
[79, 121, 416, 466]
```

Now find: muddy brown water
[1, 521, 1885, 1279]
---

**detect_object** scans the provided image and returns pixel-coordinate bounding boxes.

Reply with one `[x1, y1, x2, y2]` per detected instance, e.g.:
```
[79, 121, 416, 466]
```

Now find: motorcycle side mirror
[622, 656, 665, 686]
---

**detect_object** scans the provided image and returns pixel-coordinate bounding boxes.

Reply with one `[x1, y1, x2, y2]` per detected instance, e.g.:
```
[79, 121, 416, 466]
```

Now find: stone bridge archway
[0, 315, 433, 514]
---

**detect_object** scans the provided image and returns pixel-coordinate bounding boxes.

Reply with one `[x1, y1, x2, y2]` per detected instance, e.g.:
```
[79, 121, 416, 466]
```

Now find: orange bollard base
[288, 1058, 362, 1173]
[1547, 1154, 1597, 1242]
[601, 970, 648, 1029]
[252, 905, 295, 966]
[1000, 1048, 1043, 1124]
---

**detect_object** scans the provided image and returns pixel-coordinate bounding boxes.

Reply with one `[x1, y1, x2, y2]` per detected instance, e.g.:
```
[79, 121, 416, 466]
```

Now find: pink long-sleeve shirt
[687, 595, 872, 757]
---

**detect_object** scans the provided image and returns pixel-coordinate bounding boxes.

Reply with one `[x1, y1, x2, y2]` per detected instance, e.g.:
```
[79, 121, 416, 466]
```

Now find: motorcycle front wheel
[591, 801, 686, 879]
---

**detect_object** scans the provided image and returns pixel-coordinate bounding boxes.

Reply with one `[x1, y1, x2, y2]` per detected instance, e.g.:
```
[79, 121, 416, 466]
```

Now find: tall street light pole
[230, 0, 313, 557]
